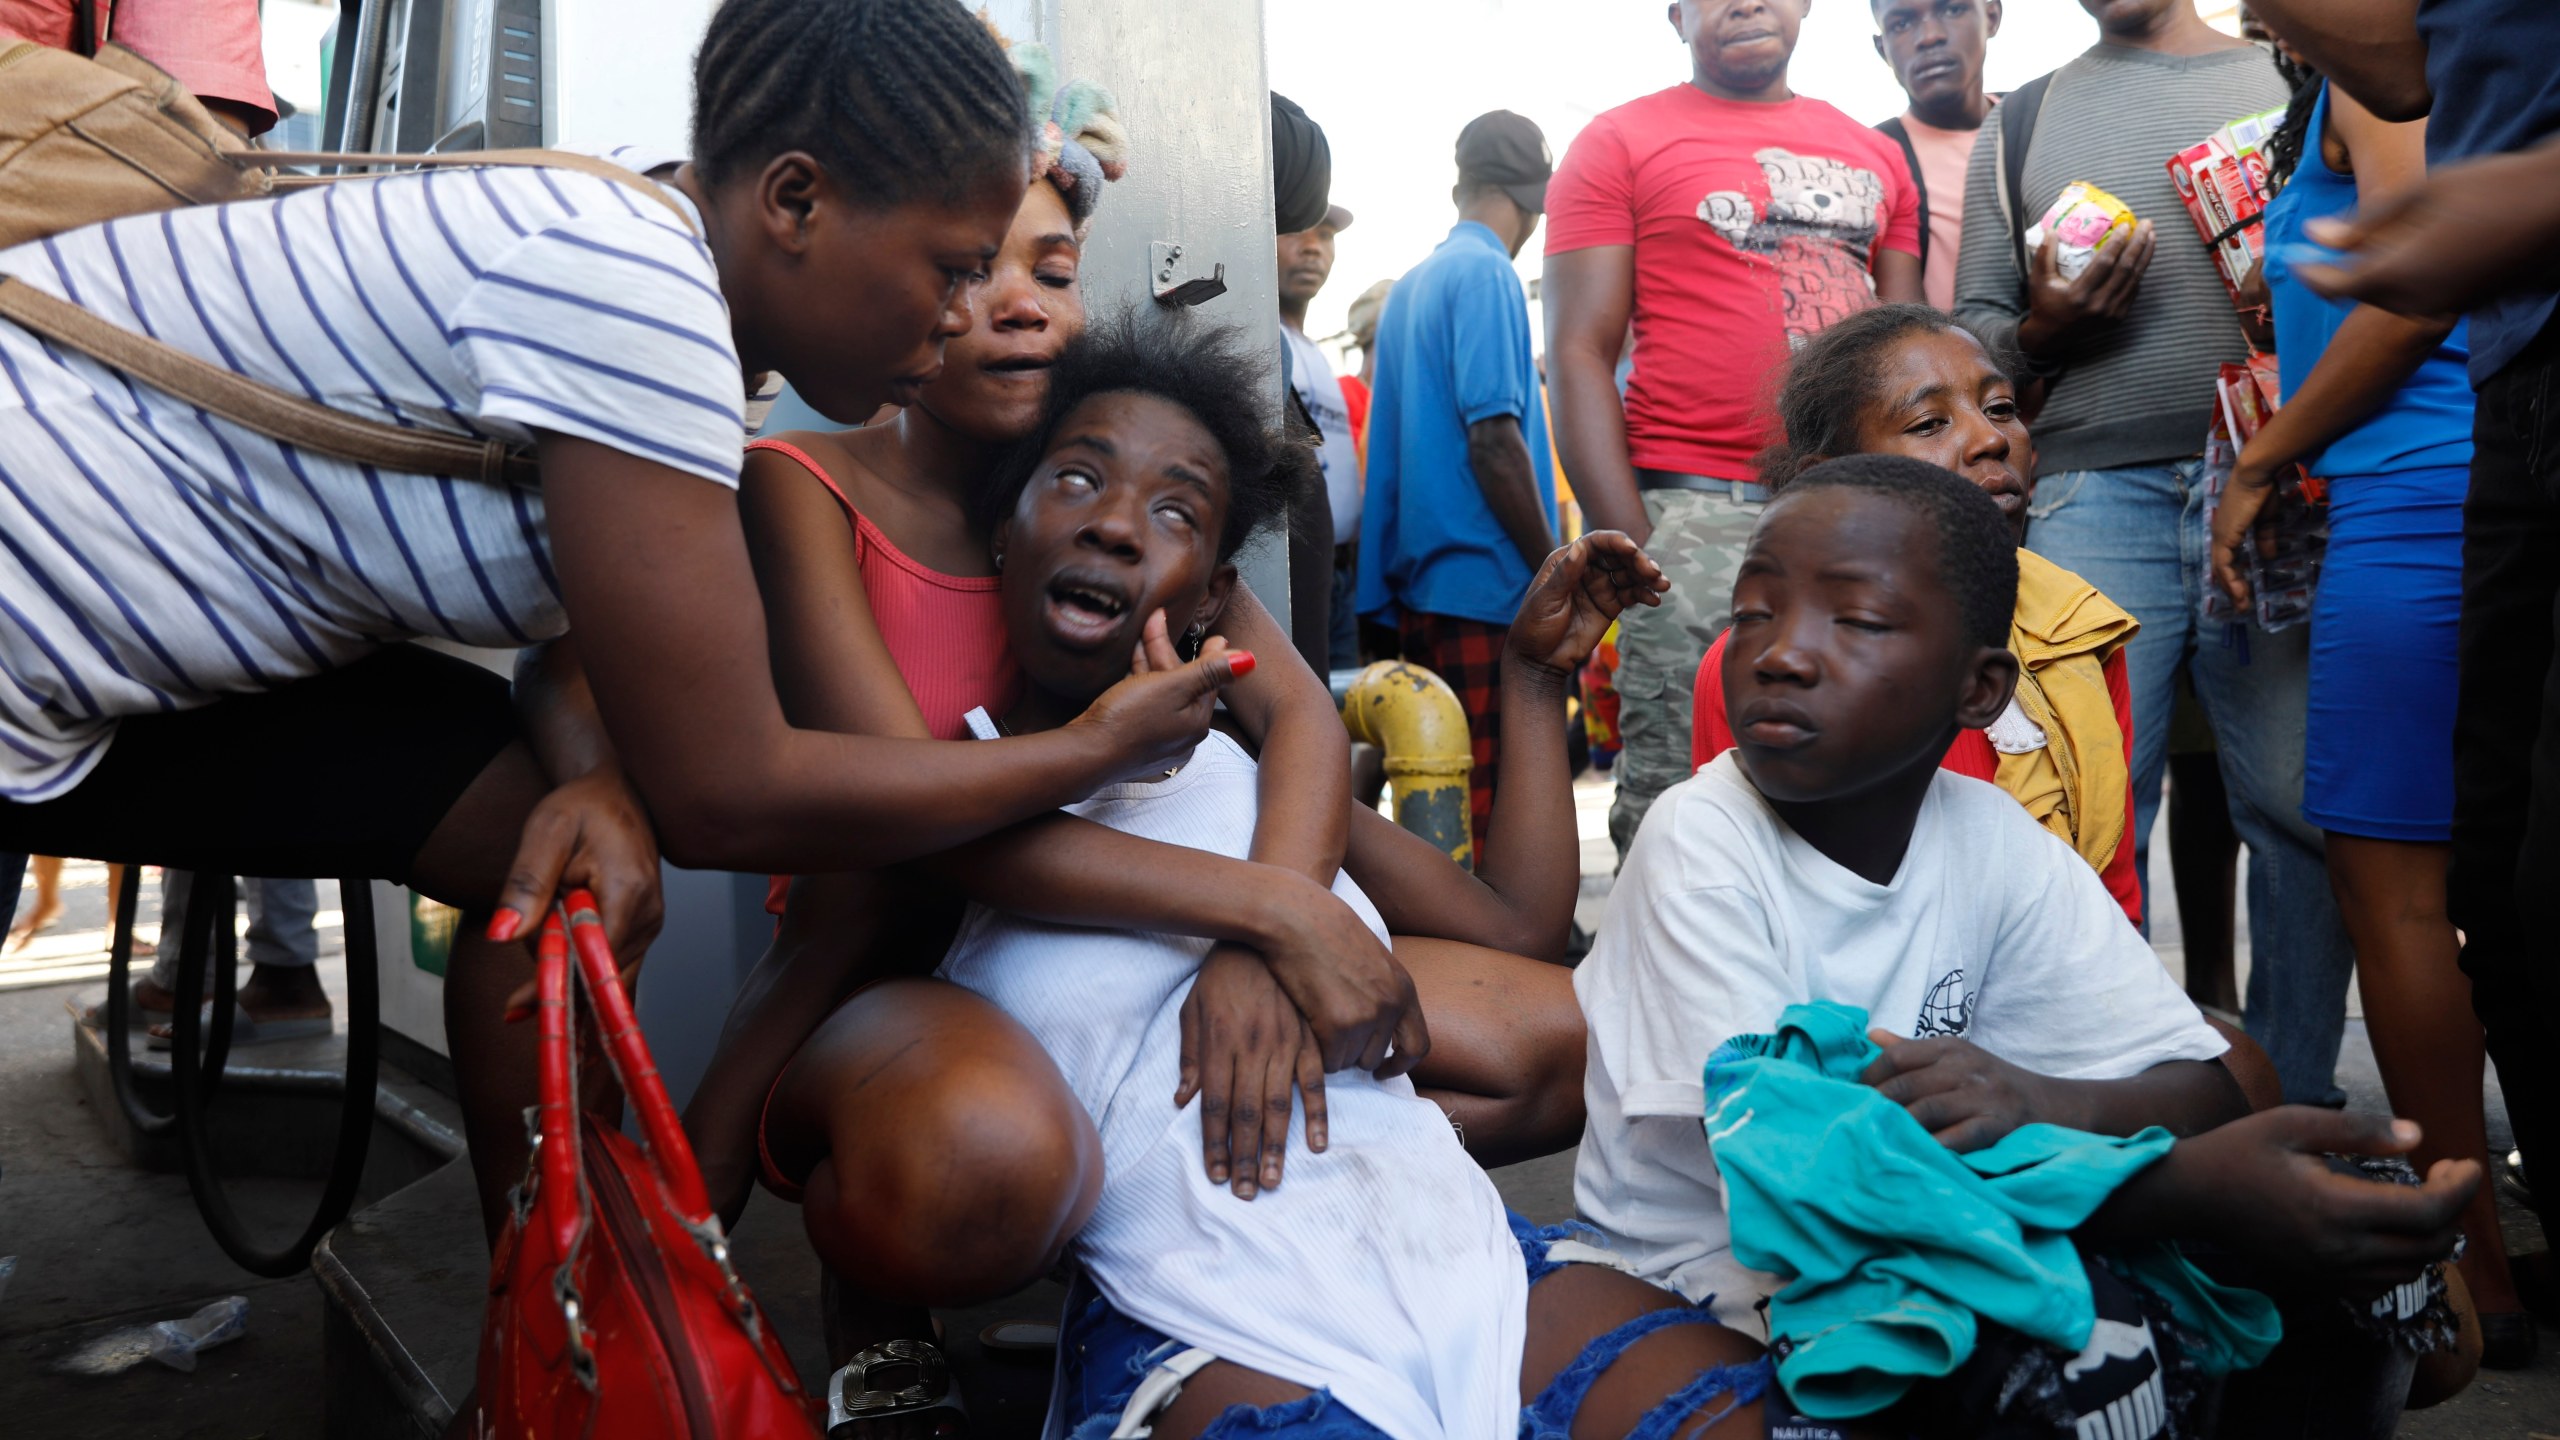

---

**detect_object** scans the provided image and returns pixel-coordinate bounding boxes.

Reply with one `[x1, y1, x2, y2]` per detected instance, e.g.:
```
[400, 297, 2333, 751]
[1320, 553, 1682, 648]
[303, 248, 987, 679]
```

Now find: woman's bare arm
[1345, 534, 1666, 959]
[535, 434, 1235, 871]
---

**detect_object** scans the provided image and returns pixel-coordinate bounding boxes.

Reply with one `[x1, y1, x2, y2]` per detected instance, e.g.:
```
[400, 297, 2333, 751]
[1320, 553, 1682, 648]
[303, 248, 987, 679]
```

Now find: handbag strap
[0, 276, 538, 485]
[236, 147, 701, 237]
[561, 890, 718, 1225]
[534, 911, 585, 1259]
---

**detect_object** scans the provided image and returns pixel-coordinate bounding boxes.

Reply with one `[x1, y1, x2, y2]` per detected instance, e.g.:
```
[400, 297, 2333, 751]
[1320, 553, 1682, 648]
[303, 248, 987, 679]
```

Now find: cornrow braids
[1783, 454, 2019, 652]
[1755, 303, 1981, 491]
[2262, 46, 2322, 197]
[690, 0, 1031, 207]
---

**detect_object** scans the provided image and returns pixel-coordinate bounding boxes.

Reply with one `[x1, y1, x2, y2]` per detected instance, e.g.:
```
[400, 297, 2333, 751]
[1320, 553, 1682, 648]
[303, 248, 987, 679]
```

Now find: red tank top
[750, 438, 1018, 916]
[746, 438, 1018, 739]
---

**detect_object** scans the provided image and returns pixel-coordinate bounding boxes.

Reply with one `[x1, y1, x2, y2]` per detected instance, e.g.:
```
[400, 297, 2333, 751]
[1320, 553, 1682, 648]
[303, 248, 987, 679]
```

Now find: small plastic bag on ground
[147, 1295, 248, 1372]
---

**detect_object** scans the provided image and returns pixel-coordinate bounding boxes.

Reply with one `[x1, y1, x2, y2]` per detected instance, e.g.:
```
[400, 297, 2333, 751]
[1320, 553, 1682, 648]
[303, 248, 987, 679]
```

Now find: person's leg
[2178, 456, 2355, 1107]
[144, 868, 191, 1000]
[2452, 333, 2560, 1200]
[236, 877, 328, 1021]
[1521, 1265, 1799, 1439]
[1396, 936, 1583, 1166]
[1607, 488, 1761, 860]
[1329, 556, 1362, 673]
[1397, 611, 1505, 861]
[2328, 836, 2517, 1315]
[2166, 691, 2242, 1012]
[765, 976, 1100, 1404]
[5, 853, 56, 948]
[2025, 464, 2194, 925]
[686, 870, 958, 1226]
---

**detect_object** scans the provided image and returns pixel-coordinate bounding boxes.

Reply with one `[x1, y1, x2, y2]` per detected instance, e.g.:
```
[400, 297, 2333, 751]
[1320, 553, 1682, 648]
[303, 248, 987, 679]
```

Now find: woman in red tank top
[682, 60, 1434, 1434]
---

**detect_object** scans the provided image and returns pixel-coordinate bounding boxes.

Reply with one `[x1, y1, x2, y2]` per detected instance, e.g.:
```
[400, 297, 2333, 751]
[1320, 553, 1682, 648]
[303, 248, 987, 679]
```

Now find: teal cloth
[1702, 1001, 2281, 1419]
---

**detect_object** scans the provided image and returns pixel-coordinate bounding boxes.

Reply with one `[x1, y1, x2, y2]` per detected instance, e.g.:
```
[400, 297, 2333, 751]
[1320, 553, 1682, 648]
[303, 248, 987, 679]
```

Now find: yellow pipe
[1339, 660, 1475, 872]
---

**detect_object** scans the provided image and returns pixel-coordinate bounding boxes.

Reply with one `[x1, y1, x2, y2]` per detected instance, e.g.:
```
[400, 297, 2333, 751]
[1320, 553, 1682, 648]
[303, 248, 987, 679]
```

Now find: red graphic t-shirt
[1545, 87, 1923, 481]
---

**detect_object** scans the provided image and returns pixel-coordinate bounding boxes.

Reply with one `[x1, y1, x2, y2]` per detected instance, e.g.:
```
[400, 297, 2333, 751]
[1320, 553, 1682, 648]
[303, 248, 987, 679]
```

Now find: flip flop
[146, 1001, 333, 1050]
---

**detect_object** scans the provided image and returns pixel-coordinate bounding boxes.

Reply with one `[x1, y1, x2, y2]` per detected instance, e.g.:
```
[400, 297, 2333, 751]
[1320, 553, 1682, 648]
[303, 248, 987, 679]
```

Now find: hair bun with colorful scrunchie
[1003, 39, 1126, 231]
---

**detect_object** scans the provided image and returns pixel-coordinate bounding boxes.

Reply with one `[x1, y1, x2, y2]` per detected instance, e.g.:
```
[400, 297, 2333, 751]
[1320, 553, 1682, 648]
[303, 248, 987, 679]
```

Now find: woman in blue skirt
[2212, 42, 2528, 1367]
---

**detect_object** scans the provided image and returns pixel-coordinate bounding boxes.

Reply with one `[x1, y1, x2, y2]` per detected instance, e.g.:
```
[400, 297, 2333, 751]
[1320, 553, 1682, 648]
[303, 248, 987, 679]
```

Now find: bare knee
[2208, 1017, 2283, 1112]
[804, 1047, 1100, 1305]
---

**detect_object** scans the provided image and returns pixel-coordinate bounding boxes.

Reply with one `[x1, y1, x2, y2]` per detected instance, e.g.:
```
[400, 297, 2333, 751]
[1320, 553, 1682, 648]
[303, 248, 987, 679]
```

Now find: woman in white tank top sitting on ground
[756, 318, 1841, 1440]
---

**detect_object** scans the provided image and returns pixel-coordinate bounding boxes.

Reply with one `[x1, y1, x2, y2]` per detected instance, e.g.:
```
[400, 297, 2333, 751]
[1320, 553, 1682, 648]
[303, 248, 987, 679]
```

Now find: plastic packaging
[2166, 105, 2288, 303]
[2199, 356, 2328, 632]
[2025, 180, 2136, 280]
[147, 1295, 249, 1373]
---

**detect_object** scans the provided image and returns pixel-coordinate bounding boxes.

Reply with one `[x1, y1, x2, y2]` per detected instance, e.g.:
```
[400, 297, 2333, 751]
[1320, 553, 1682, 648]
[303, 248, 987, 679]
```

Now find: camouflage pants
[1608, 486, 1765, 858]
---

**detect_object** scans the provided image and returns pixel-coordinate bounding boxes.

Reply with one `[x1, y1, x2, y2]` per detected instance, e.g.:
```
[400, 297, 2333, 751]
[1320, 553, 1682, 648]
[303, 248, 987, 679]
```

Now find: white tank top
[936, 732, 1525, 1440]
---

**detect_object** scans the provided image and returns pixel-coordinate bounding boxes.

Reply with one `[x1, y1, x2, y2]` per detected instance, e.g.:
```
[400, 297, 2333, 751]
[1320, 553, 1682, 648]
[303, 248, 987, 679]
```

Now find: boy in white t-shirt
[1570, 455, 2480, 1427]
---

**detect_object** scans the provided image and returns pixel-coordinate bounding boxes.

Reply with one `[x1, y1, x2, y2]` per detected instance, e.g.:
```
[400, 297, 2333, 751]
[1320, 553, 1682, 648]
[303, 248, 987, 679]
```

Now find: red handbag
[475, 890, 821, 1438]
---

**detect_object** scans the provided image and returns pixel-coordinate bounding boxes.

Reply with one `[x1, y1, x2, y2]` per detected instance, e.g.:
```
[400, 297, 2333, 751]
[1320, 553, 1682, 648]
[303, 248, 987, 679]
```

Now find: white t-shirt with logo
[1572, 752, 2225, 1323]
[1281, 323, 1361, 545]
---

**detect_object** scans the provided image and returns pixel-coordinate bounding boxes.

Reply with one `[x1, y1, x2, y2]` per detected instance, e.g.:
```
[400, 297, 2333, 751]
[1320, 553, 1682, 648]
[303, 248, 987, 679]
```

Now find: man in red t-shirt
[1545, 0, 1922, 857]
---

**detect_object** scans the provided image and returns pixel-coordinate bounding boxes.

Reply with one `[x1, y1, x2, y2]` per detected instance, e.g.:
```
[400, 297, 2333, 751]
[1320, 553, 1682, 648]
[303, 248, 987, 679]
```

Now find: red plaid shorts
[1397, 611, 1507, 854]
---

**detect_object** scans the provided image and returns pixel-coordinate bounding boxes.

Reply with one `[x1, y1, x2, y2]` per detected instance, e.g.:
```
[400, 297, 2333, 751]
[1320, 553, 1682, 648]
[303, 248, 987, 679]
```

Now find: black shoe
[2480, 1310, 2539, 1371]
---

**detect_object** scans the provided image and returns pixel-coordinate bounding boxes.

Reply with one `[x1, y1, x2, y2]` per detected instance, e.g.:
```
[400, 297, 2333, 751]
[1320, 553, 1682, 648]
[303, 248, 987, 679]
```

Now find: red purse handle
[558, 889, 717, 1223]
[533, 911, 583, 1259]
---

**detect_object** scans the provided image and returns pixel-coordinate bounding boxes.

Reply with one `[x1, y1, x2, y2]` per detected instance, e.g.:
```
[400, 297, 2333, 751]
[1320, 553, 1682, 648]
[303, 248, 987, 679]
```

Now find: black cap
[1271, 93, 1334, 236]
[1455, 110, 1552, 216]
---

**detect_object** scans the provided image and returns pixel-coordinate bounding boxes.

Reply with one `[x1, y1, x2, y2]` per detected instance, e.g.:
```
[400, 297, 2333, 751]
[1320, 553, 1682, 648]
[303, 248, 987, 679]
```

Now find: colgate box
[2167, 105, 2286, 305]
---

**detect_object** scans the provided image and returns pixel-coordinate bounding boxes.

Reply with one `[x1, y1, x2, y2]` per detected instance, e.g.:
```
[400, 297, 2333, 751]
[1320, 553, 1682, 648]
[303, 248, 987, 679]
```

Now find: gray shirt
[1954, 43, 2288, 477]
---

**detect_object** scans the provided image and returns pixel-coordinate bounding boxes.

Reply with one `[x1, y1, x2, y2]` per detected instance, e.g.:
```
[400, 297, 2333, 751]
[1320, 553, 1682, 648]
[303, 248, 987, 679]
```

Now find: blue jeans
[2029, 461, 2354, 1105]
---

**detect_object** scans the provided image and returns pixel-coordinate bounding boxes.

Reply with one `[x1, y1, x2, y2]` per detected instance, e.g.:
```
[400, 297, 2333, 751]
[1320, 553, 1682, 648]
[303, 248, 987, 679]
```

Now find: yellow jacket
[1995, 551, 2139, 875]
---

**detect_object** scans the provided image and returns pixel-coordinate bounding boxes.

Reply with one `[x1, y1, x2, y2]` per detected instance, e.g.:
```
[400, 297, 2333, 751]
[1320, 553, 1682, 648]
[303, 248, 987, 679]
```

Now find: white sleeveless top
[936, 732, 1525, 1440]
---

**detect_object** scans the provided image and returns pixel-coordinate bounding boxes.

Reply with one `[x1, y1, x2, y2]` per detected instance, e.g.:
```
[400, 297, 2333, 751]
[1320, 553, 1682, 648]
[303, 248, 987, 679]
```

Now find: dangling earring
[1180, 624, 1205, 661]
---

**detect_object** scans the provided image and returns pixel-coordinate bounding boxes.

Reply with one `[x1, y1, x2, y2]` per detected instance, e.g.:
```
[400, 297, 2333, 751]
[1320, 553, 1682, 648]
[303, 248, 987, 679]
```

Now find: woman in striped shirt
[0, 0, 1315, 1241]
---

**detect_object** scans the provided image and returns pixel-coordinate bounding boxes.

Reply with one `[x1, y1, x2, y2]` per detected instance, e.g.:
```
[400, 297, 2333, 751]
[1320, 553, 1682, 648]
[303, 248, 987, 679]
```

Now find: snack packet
[2198, 357, 2328, 632]
[2024, 181, 2136, 280]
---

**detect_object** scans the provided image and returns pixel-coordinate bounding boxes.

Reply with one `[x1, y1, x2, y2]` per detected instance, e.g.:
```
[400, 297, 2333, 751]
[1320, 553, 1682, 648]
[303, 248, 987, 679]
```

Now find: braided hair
[2262, 41, 2322, 197]
[690, 0, 1030, 205]
[1755, 304, 1985, 490]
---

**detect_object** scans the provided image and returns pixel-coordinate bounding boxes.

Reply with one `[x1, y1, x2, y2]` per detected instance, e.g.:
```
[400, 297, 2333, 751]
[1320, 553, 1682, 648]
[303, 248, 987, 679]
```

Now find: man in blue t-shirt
[1355, 110, 1558, 858]
[2249, 2, 2560, 1346]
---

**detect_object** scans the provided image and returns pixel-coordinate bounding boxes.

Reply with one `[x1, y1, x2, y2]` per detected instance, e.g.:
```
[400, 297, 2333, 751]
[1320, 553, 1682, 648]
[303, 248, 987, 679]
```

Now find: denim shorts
[1056, 1214, 1775, 1440]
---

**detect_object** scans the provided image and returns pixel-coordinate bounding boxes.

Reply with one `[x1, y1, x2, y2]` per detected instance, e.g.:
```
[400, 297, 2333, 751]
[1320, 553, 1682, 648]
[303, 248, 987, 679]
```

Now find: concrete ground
[5, 774, 2558, 1439]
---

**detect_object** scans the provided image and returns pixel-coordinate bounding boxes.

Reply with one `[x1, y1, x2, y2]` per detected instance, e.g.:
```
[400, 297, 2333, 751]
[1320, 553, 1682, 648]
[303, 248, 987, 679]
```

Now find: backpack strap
[1996, 72, 2053, 280]
[0, 275, 537, 486]
[237, 148, 699, 236]
[1874, 115, 1930, 275]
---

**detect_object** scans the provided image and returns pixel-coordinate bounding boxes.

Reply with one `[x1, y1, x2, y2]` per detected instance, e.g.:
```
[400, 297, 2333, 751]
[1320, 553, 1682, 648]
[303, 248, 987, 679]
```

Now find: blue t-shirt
[2262, 84, 2474, 477]
[2419, 0, 2560, 383]
[1354, 221, 1556, 626]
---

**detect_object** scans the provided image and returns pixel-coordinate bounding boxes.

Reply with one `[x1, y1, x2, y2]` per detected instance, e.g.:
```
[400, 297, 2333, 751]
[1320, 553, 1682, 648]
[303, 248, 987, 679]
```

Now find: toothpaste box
[2166, 105, 2287, 305]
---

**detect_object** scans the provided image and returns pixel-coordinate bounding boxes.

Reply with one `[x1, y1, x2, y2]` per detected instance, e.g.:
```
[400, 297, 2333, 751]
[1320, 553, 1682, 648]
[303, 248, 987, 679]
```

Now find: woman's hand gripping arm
[1177, 583, 1356, 1195]
[539, 434, 1247, 872]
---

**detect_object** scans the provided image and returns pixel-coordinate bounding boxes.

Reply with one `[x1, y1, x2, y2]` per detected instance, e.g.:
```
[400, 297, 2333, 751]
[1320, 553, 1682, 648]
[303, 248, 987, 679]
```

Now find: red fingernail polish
[486, 908, 523, 942]
[1227, 651, 1256, 678]
[503, 1002, 535, 1024]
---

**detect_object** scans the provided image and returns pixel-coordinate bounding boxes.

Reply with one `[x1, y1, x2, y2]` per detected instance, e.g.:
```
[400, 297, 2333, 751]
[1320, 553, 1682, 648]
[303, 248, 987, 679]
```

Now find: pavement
[4, 775, 2558, 1437]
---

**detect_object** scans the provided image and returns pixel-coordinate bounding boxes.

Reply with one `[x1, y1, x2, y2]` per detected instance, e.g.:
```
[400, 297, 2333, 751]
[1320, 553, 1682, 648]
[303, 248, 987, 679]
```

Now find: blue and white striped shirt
[0, 159, 742, 801]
